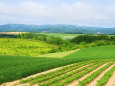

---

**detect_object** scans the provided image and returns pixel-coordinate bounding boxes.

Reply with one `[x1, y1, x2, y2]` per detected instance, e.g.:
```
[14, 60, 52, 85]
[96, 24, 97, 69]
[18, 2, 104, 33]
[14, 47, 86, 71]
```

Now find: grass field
[37, 33, 82, 39]
[1, 45, 115, 84]
[0, 38, 57, 56]
[64, 45, 115, 60]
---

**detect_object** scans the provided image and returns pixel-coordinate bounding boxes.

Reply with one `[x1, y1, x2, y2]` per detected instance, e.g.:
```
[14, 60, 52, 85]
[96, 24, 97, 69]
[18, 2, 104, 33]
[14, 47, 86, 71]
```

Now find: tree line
[17, 33, 115, 52]
[71, 34, 115, 43]
[17, 33, 77, 52]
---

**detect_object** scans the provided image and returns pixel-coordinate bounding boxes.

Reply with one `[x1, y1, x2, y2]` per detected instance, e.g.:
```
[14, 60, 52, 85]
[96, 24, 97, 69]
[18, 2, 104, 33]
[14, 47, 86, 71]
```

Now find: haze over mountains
[0, 24, 115, 34]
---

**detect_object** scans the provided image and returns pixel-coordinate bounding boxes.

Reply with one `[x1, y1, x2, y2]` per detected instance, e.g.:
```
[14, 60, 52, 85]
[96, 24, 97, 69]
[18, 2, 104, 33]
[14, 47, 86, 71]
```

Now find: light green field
[38, 49, 80, 58]
[0, 38, 57, 56]
[37, 33, 82, 39]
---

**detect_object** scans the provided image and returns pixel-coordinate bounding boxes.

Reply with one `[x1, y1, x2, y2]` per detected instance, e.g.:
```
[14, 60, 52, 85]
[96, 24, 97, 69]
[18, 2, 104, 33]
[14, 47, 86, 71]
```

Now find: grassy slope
[0, 38, 57, 56]
[65, 45, 115, 60]
[1, 45, 115, 84]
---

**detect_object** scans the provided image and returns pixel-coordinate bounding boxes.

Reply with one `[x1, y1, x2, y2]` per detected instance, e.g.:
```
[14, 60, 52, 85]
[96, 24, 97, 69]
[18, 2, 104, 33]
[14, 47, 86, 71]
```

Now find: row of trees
[18, 33, 115, 52]
[71, 34, 115, 44]
[18, 33, 77, 52]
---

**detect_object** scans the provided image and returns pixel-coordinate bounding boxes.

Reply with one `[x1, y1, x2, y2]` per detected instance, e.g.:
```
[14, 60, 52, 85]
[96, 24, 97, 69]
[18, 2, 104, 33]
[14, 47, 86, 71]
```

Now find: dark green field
[1, 45, 115, 84]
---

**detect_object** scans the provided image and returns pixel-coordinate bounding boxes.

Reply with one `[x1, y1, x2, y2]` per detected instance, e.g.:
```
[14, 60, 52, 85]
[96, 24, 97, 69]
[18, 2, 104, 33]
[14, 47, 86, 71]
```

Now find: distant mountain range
[0, 24, 115, 34]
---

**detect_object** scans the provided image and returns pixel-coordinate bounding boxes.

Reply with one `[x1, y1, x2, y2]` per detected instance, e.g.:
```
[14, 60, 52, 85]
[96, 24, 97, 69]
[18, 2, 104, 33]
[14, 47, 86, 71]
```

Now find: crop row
[29, 61, 92, 85]
[38, 61, 106, 86]
[30, 62, 97, 85]
[19, 60, 102, 84]
[50, 61, 108, 86]
[77, 62, 114, 86]
[19, 60, 92, 84]
[96, 65, 115, 86]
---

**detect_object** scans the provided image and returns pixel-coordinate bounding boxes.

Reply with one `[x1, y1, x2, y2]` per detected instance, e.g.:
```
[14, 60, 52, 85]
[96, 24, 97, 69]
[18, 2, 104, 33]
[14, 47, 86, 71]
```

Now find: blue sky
[0, 0, 115, 27]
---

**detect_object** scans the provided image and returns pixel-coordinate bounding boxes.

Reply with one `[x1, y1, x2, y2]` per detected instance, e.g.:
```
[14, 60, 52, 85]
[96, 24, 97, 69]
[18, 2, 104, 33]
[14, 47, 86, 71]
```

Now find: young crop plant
[96, 65, 115, 86]
[38, 62, 106, 86]
[53, 62, 108, 86]
[29, 61, 102, 85]
[77, 62, 114, 86]
[20, 60, 103, 84]
[19, 61, 91, 84]
[29, 61, 92, 85]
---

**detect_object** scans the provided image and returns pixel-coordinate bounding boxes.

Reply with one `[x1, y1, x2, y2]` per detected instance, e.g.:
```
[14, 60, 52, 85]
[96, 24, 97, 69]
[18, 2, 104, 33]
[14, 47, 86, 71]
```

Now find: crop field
[2, 59, 115, 86]
[37, 33, 82, 39]
[1, 45, 115, 85]
[0, 38, 57, 56]
[0, 32, 28, 35]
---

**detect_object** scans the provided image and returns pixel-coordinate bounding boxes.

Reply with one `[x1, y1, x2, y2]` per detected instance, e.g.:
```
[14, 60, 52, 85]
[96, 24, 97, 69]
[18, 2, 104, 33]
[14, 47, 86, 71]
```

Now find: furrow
[65, 62, 110, 86]
[77, 62, 114, 86]
[39, 61, 105, 86]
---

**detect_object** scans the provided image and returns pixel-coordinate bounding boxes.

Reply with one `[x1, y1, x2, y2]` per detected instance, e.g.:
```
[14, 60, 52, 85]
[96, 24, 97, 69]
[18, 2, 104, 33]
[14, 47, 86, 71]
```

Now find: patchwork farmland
[1, 0, 115, 85]
[1, 33, 115, 86]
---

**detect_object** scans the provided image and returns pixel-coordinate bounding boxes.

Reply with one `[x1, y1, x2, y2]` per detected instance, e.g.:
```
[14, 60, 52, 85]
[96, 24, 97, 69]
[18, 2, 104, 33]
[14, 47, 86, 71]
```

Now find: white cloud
[104, 3, 115, 19]
[0, 1, 54, 16]
[0, 1, 115, 27]
[55, 2, 101, 20]
[19, 1, 53, 16]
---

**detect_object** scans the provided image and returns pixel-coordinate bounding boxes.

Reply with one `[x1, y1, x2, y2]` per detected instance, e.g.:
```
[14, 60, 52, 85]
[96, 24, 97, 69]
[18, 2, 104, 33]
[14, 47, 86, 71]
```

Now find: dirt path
[86, 64, 115, 86]
[105, 71, 115, 86]
[65, 62, 109, 86]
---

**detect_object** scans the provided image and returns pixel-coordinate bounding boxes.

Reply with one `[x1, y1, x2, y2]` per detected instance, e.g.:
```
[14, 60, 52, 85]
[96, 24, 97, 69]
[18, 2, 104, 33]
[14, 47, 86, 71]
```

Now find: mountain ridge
[0, 24, 115, 34]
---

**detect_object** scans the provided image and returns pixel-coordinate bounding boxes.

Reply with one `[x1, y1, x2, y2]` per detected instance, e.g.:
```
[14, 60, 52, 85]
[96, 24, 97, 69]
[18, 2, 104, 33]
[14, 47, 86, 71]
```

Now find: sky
[0, 0, 115, 27]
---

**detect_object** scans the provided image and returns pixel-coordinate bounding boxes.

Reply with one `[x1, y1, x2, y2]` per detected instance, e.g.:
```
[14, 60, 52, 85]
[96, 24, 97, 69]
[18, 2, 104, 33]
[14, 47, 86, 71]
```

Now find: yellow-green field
[0, 38, 58, 56]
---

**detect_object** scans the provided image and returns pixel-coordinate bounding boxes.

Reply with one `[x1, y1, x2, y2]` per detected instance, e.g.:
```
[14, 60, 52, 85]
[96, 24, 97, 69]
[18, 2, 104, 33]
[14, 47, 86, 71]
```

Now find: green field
[37, 33, 82, 39]
[1, 45, 115, 84]
[0, 38, 57, 56]
[38, 49, 80, 58]
[65, 45, 115, 59]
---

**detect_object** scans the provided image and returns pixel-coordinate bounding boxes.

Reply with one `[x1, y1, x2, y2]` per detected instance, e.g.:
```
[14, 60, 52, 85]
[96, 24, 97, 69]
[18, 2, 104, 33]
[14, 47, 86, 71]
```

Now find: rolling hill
[0, 45, 115, 84]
